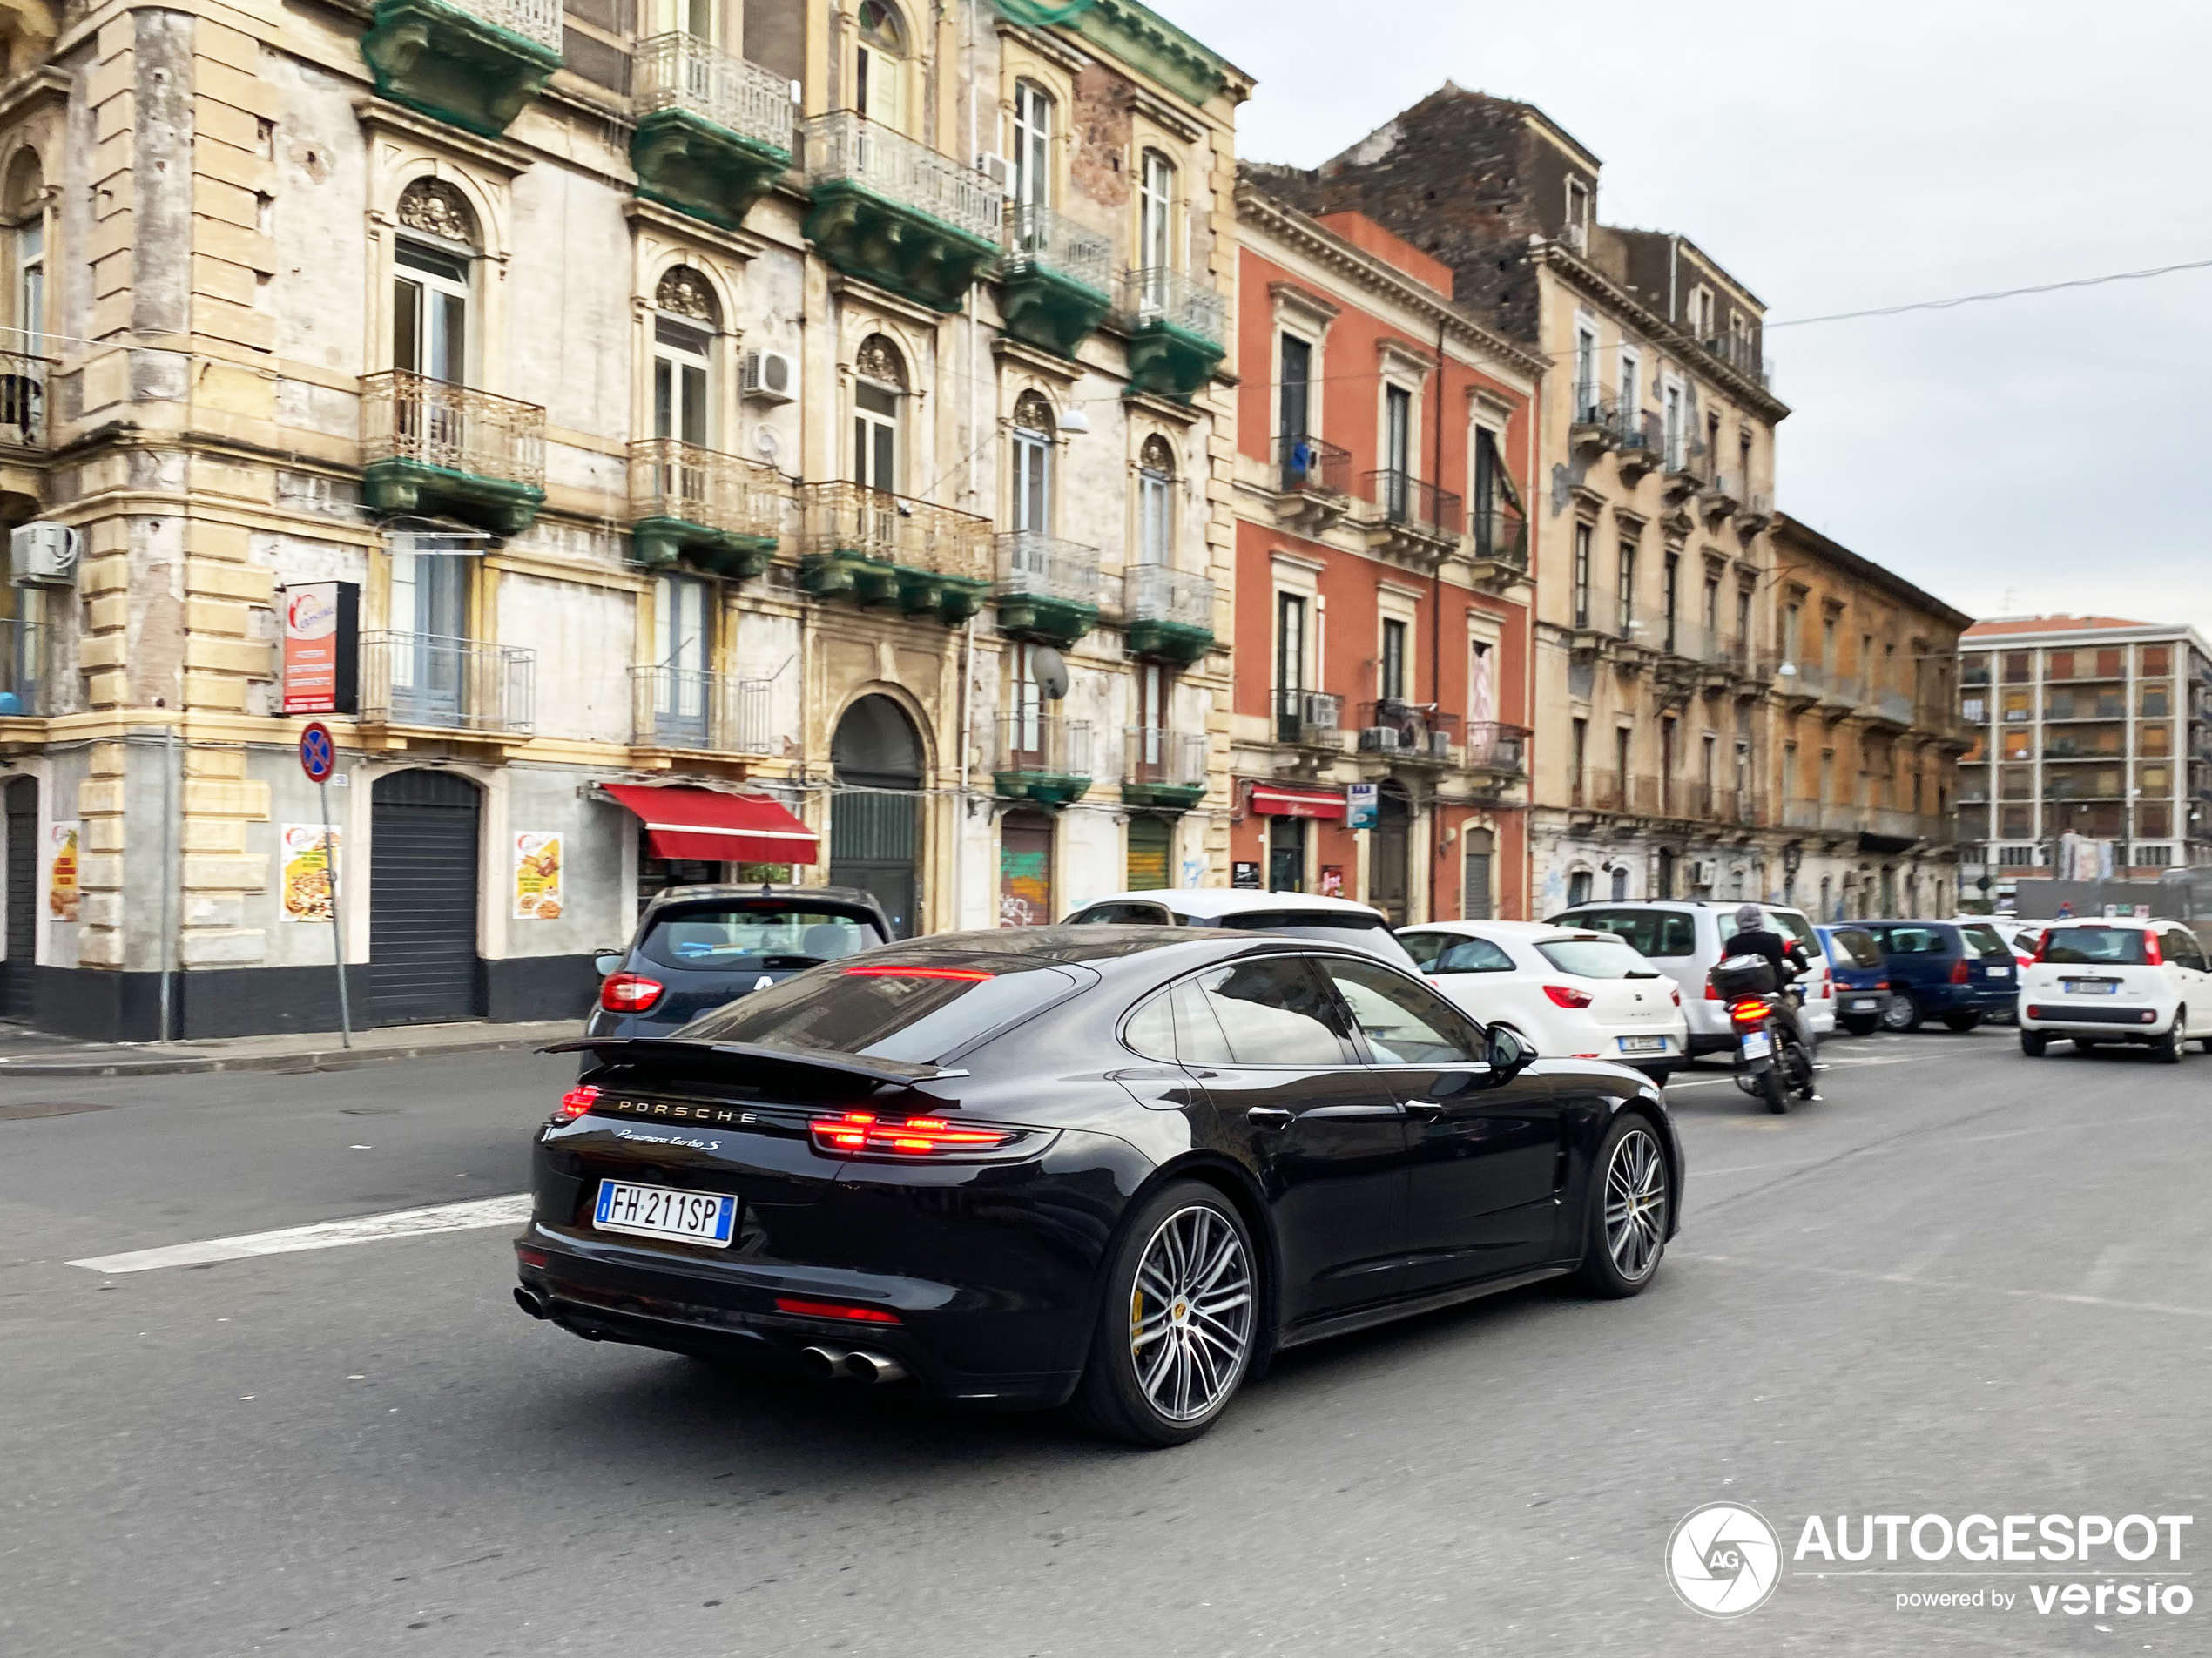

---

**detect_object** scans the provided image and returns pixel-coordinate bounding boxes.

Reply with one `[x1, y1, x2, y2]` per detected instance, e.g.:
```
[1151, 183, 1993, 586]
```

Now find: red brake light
[598, 972, 664, 1012]
[2030, 933, 2049, 963]
[1669, 985, 1683, 1007]
[557, 1084, 600, 1121]
[807, 1110, 1022, 1156]
[1728, 997, 1770, 1025]
[1704, 980, 1721, 999]
[2144, 932, 2163, 967]
[841, 965, 994, 981]
[1818, 976, 1833, 997]
[773, 1296, 901, 1324]
[1950, 957, 1971, 984]
[1541, 984, 1595, 1008]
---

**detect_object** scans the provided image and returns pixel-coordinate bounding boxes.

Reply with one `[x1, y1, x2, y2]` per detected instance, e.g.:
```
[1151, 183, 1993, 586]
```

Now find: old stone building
[0, 0, 1247, 1036]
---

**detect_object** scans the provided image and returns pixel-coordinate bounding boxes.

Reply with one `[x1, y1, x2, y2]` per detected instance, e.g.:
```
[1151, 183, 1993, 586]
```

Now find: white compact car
[1547, 900, 1835, 1053]
[1398, 920, 1690, 1082]
[2018, 919, 2212, 1061]
[1062, 888, 1420, 968]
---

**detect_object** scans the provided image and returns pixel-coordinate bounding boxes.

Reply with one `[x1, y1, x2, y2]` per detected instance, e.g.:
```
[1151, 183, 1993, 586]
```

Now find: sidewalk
[0, 1017, 585, 1078]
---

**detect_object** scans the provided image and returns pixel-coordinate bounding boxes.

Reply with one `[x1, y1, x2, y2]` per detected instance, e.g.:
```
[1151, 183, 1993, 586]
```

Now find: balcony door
[651, 573, 712, 747]
[389, 546, 469, 725]
[1010, 391, 1051, 533]
[1134, 660, 1166, 779]
[1275, 590, 1307, 742]
[653, 317, 711, 448]
[853, 0, 907, 134]
[1136, 434, 1174, 565]
[1278, 334, 1311, 488]
[1383, 384, 1411, 520]
[1008, 642, 1044, 764]
[393, 240, 470, 474]
[1137, 149, 1175, 307]
[1011, 80, 1052, 210]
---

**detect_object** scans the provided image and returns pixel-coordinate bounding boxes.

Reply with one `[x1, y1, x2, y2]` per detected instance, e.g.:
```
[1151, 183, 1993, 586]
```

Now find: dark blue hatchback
[1817, 925, 1893, 1035]
[1858, 920, 2017, 1032]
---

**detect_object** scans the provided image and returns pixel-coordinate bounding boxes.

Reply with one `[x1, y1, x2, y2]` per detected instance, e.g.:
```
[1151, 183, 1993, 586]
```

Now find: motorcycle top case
[1709, 954, 1779, 998]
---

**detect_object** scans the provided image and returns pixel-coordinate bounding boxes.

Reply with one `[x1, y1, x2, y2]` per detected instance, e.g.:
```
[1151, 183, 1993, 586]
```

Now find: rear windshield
[1534, 938, 1648, 979]
[640, 906, 884, 973]
[1874, 926, 1947, 955]
[1959, 923, 2011, 958]
[1825, 929, 1884, 970]
[1553, 908, 1697, 958]
[675, 960, 1082, 1062]
[1401, 932, 1516, 974]
[1068, 902, 1174, 925]
[1766, 910, 1819, 953]
[1218, 912, 1417, 966]
[2040, 927, 2151, 967]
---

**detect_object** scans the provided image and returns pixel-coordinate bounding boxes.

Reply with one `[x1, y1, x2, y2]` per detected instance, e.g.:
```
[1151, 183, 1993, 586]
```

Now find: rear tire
[1069, 1181, 1258, 1448]
[1879, 994, 1922, 1033]
[2020, 1031, 2047, 1057]
[1941, 1011, 1982, 1033]
[2155, 1013, 2187, 1065]
[1757, 1065, 1789, 1113]
[1575, 1112, 1671, 1297]
[1841, 1016, 1880, 1036]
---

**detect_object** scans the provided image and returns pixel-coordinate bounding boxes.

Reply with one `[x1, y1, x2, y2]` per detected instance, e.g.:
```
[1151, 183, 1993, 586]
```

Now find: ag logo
[1666, 1502, 1782, 1618]
[754, 974, 774, 991]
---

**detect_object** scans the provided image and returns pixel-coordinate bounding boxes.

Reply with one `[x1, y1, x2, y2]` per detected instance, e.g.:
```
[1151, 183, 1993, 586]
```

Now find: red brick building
[1228, 177, 1543, 921]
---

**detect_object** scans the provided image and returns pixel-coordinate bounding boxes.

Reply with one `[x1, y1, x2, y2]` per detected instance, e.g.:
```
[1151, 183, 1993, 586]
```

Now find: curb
[0, 1032, 570, 1079]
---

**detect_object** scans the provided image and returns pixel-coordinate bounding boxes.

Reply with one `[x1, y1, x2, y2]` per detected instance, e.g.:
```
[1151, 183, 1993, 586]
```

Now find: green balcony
[801, 113, 1002, 314]
[1118, 267, 1227, 401]
[999, 203, 1115, 359]
[628, 439, 785, 576]
[631, 35, 794, 231]
[799, 481, 992, 626]
[1122, 563, 1215, 664]
[995, 531, 1101, 648]
[1121, 727, 1206, 812]
[359, 0, 563, 138]
[359, 371, 545, 536]
[995, 713, 1093, 807]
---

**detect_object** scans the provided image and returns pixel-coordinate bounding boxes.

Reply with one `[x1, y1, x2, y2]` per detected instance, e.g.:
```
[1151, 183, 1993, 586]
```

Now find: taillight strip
[807, 1110, 1020, 1157]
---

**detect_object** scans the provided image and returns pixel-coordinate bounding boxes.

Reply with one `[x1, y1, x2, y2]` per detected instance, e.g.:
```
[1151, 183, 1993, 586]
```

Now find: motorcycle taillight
[1728, 997, 1770, 1026]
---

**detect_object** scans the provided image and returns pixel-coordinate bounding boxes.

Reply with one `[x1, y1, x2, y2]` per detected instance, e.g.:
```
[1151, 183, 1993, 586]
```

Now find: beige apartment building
[1263, 85, 1969, 922]
[0, 0, 1247, 1038]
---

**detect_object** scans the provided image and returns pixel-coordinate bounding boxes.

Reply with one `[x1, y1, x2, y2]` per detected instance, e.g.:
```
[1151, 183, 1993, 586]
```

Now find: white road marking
[70, 1194, 532, 1275]
[1679, 1251, 2212, 1321]
[1667, 1054, 1922, 1090]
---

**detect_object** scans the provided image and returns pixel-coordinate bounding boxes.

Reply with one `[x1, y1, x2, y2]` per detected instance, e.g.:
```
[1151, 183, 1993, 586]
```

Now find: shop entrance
[368, 769, 484, 1026]
[830, 695, 923, 938]
[998, 810, 1054, 926]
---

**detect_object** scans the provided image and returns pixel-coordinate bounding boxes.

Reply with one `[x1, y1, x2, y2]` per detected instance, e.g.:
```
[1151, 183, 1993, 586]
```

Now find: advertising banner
[281, 582, 360, 716]
[281, 825, 339, 922]
[513, 832, 563, 920]
[47, 820, 78, 922]
[1346, 782, 1380, 831]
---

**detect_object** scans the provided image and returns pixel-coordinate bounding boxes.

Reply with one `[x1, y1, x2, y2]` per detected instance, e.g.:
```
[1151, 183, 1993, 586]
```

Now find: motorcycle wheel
[1757, 1064, 1789, 1114]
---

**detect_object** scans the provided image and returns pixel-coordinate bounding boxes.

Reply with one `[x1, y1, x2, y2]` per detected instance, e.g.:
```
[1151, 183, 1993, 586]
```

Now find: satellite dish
[1031, 645, 1069, 701]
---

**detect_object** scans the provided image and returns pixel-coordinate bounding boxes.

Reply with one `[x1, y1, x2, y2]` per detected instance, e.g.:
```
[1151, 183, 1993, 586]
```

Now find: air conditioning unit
[1299, 691, 1339, 731]
[1687, 859, 1717, 888]
[1426, 729, 1453, 759]
[1358, 726, 1401, 753]
[974, 152, 1014, 195]
[740, 349, 796, 403]
[10, 521, 78, 587]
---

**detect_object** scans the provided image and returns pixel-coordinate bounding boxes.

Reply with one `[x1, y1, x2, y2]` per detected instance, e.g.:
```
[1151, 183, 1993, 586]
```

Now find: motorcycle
[1710, 955, 1818, 1114]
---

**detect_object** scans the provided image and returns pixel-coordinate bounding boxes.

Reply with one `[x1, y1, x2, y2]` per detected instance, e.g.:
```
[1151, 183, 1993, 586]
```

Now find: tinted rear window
[1535, 938, 1646, 979]
[676, 960, 1083, 1062]
[1825, 929, 1884, 970]
[640, 906, 883, 973]
[1873, 926, 1946, 955]
[1959, 923, 2011, 958]
[1219, 912, 1417, 966]
[1069, 902, 1175, 925]
[1554, 908, 1696, 958]
[2040, 927, 2150, 967]
[1767, 910, 1819, 952]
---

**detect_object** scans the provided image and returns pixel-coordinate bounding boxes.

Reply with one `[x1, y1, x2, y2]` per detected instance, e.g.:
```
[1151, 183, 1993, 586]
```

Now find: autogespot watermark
[1667, 1507, 2195, 1621]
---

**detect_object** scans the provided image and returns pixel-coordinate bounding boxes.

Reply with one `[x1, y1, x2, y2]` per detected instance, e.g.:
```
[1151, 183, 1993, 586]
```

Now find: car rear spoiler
[542, 1036, 961, 1089]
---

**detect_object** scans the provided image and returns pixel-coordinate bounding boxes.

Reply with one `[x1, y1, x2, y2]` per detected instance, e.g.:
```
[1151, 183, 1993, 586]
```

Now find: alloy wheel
[1879, 994, 1919, 1032]
[1130, 1204, 1254, 1423]
[1603, 1127, 1669, 1282]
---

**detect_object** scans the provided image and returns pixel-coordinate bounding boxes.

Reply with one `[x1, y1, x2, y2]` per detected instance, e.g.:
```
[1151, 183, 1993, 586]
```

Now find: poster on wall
[1318, 865, 1345, 898]
[47, 820, 78, 922]
[280, 582, 361, 716]
[513, 832, 563, 920]
[1345, 782, 1379, 831]
[280, 825, 339, 922]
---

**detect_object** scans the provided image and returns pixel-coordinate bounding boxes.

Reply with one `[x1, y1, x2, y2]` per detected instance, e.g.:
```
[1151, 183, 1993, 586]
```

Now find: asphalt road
[3, 1028, 2206, 1656]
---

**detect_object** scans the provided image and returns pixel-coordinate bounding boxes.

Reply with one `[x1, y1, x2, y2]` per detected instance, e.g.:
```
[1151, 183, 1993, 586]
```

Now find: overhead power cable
[1767, 256, 2212, 328]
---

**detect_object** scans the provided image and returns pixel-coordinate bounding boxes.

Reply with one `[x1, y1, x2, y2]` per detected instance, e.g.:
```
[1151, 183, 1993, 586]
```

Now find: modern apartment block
[0, 0, 1249, 1037]
[1224, 174, 1540, 924]
[1955, 616, 2212, 903]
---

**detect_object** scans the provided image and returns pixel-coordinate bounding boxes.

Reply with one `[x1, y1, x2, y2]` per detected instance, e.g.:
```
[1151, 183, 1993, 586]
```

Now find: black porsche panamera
[516, 925, 1683, 1446]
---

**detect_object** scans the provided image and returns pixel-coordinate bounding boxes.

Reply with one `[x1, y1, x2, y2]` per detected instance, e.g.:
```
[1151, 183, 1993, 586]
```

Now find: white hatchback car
[1062, 888, 1420, 968]
[2018, 919, 2212, 1061]
[1398, 920, 1691, 1083]
[1547, 900, 1836, 1053]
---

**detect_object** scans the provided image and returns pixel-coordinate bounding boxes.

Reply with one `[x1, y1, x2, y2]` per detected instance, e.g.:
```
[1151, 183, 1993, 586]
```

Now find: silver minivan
[1546, 900, 1835, 1055]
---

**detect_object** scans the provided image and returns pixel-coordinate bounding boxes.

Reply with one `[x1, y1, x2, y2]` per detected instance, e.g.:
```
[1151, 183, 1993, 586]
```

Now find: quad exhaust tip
[799, 1345, 908, 1385]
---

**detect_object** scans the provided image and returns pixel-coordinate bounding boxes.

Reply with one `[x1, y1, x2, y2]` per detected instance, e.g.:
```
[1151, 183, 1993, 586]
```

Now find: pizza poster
[280, 825, 340, 922]
[514, 832, 563, 920]
[47, 820, 78, 922]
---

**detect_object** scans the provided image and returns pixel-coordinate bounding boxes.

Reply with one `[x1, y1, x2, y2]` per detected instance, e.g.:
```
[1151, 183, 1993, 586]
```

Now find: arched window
[1010, 389, 1053, 532]
[1136, 433, 1175, 566]
[392, 179, 478, 384]
[653, 266, 718, 448]
[1011, 80, 1054, 209]
[855, 1, 907, 132]
[853, 333, 906, 494]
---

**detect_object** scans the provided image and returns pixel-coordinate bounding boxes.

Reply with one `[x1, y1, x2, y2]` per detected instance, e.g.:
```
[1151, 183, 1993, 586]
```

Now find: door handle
[1244, 1107, 1292, 1129]
[1401, 1098, 1442, 1118]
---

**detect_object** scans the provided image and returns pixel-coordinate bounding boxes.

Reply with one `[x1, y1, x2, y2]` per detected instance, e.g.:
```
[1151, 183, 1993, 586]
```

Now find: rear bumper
[2020, 1002, 2173, 1040]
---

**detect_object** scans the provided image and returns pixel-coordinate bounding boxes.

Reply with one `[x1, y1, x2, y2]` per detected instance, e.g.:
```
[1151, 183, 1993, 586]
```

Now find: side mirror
[592, 949, 624, 977]
[1486, 1026, 1533, 1072]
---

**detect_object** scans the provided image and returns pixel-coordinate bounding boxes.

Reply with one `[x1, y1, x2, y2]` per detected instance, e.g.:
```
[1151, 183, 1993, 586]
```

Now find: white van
[1545, 900, 1835, 1055]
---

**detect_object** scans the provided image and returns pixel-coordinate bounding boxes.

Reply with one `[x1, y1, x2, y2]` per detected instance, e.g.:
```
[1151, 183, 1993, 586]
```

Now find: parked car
[1546, 901, 1834, 1055]
[1063, 888, 1419, 967]
[1817, 924, 1892, 1036]
[1398, 920, 1690, 1083]
[527, 926, 1682, 1446]
[2019, 919, 2212, 1060]
[1858, 919, 2017, 1032]
[584, 885, 893, 1041]
[1954, 915, 2042, 968]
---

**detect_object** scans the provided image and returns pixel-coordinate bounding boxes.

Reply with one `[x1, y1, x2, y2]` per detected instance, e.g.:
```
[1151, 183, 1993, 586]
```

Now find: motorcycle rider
[1725, 902, 1820, 1101]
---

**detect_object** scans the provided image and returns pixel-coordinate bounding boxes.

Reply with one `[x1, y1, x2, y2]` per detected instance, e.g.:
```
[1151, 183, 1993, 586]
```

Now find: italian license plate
[1986, 966, 2012, 979]
[1847, 996, 1880, 1012]
[2064, 981, 2118, 996]
[1739, 1031, 1773, 1060]
[593, 1180, 737, 1246]
[1617, 1035, 1668, 1054]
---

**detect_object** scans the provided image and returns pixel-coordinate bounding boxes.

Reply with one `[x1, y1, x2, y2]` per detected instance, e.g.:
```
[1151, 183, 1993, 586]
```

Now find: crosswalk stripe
[69, 1194, 533, 1275]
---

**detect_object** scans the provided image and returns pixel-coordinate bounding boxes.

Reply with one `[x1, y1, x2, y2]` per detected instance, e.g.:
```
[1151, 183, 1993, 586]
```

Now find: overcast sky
[1163, 0, 2212, 632]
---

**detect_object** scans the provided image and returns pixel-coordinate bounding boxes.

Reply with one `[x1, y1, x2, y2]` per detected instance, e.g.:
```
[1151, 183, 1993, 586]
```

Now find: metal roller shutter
[0, 777, 35, 1018]
[368, 769, 483, 1026]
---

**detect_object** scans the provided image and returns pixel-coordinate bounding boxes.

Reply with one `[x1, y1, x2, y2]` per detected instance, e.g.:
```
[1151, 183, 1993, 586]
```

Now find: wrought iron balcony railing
[1571, 383, 1618, 428]
[358, 631, 534, 734]
[0, 349, 51, 448]
[1698, 331, 1769, 386]
[1123, 563, 1214, 631]
[799, 481, 992, 578]
[448, 0, 563, 51]
[629, 438, 786, 542]
[802, 111, 1003, 242]
[996, 531, 1103, 606]
[1362, 468, 1462, 538]
[359, 370, 546, 489]
[633, 31, 793, 150]
[1470, 503, 1528, 569]
[1274, 687, 1341, 746]
[1357, 699, 1460, 763]
[630, 664, 773, 753]
[1276, 432, 1352, 496]
[1002, 199, 1114, 294]
[1116, 266, 1228, 347]
[1464, 721, 1528, 773]
[1123, 727, 1207, 791]
[995, 711, 1092, 779]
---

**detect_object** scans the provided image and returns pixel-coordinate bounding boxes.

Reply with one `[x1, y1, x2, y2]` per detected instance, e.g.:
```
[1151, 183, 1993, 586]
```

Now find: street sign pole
[300, 723, 351, 1048]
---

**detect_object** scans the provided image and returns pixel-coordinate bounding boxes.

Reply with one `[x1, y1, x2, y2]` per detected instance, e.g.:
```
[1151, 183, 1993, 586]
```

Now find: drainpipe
[955, 611, 974, 927]
[1430, 313, 1446, 923]
[158, 725, 177, 1042]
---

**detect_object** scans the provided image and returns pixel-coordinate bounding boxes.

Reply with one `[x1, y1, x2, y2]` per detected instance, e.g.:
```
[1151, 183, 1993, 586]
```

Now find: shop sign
[281, 582, 360, 716]
[1345, 782, 1379, 831]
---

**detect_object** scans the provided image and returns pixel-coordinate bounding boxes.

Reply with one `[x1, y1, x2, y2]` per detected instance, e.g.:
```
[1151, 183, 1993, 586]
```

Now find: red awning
[1250, 785, 1345, 820]
[603, 784, 818, 864]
